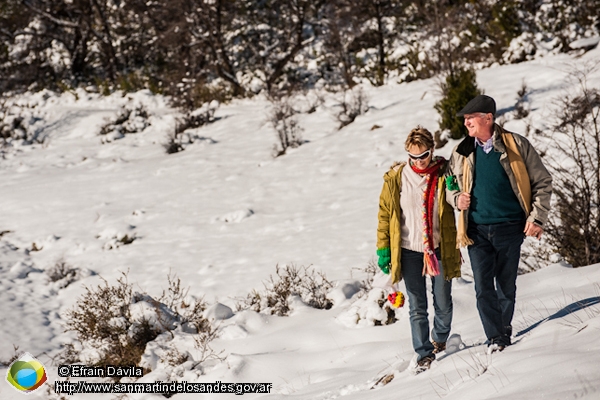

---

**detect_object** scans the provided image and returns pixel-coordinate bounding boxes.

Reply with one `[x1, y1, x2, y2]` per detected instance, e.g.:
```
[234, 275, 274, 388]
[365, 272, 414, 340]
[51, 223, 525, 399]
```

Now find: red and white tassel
[422, 249, 440, 277]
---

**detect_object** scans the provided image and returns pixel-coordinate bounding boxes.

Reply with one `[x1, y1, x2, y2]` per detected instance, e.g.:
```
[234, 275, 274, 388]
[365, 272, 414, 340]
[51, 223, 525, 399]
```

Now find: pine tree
[435, 68, 482, 139]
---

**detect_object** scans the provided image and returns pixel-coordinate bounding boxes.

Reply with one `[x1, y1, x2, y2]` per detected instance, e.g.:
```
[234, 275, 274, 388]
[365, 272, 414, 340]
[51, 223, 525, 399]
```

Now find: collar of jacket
[383, 161, 406, 182]
[456, 123, 508, 157]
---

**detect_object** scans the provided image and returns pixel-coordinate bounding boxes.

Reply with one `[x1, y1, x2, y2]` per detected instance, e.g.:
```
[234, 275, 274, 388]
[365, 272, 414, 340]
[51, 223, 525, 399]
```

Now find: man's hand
[457, 193, 471, 211]
[524, 221, 543, 240]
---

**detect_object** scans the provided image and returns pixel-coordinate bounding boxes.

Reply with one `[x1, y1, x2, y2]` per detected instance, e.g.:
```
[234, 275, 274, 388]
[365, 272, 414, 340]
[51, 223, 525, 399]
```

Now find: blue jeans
[402, 248, 453, 361]
[467, 220, 525, 346]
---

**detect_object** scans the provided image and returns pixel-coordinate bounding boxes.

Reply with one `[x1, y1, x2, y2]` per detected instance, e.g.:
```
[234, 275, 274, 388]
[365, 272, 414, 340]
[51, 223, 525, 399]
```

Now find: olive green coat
[376, 160, 462, 284]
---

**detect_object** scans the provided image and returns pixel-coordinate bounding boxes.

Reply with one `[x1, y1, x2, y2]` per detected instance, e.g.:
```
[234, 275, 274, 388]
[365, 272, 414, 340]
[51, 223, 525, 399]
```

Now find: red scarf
[411, 156, 445, 276]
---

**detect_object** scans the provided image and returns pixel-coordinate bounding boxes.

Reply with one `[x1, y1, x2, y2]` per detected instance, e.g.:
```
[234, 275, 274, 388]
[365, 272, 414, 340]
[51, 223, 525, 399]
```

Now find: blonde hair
[405, 126, 434, 151]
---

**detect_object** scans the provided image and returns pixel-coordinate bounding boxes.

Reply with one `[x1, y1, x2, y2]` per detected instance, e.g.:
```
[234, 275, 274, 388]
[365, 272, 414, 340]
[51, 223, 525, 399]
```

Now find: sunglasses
[408, 149, 431, 160]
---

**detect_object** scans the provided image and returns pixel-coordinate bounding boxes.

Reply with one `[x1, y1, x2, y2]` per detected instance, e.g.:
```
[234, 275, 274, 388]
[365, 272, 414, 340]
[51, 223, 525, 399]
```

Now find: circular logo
[6, 353, 48, 394]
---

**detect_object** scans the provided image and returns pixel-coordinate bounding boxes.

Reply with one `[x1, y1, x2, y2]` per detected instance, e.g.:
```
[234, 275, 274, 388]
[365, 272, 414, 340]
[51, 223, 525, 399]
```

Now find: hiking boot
[432, 340, 446, 354]
[487, 337, 507, 354]
[487, 343, 505, 354]
[416, 355, 435, 372]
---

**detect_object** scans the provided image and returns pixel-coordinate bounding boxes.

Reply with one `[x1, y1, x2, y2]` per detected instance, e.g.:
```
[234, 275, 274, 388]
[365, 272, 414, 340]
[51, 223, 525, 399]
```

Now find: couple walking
[376, 95, 552, 372]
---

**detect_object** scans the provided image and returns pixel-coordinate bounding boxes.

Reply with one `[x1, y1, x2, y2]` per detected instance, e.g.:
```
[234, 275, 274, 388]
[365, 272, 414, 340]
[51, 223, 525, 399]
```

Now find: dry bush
[0, 345, 21, 367]
[538, 63, 600, 268]
[101, 233, 137, 250]
[237, 264, 333, 316]
[353, 258, 378, 297]
[171, 81, 233, 111]
[345, 259, 398, 326]
[163, 104, 218, 154]
[373, 292, 398, 326]
[161, 346, 190, 367]
[354, 259, 397, 325]
[267, 95, 304, 157]
[46, 259, 79, 288]
[163, 130, 184, 154]
[334, 87, 369, 130]
[0, 102, 47, 146]
[61, 273, 161, 369]
[99, 105, 150, 142]
[158, 273, 210, 334]
[61, 271, 212, 372]
[174, 105, 217, 134]
[295, 89, 325, 114]
[193, 324, 225, 365]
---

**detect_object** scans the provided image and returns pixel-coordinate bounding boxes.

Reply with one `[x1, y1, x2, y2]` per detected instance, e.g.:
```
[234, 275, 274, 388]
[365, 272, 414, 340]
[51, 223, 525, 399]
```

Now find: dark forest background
[1, 0, 598, 107]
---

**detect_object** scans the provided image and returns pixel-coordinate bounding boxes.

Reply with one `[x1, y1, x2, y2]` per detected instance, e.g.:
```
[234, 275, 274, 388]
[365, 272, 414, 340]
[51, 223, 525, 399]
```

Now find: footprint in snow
[217, 209, 254, 223]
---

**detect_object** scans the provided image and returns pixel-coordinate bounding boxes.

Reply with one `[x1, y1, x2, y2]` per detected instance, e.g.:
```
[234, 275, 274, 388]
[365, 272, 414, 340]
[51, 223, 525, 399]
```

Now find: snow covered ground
[1, 47, 600, 399]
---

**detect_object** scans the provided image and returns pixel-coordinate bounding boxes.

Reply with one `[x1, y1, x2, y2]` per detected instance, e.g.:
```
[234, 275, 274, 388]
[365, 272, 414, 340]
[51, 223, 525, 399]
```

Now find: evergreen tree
[434, 68, 481, 139]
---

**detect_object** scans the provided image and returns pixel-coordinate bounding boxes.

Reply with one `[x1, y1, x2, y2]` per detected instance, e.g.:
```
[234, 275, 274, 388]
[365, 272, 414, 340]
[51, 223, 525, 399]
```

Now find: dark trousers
[402, 248, 453, 361]
[467, 220, 525, 346]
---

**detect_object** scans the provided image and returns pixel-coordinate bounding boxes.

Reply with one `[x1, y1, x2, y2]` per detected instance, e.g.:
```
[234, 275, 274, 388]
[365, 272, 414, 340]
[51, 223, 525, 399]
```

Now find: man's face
[463, 113, 493, 139]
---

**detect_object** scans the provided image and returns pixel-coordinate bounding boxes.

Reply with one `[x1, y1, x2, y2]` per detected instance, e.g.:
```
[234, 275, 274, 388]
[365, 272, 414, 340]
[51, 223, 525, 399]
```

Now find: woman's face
[407, 144, 433, 169]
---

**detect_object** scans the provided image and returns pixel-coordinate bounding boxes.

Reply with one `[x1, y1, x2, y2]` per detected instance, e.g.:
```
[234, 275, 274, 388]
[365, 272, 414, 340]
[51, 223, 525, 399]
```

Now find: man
[445, 94, 552, 352]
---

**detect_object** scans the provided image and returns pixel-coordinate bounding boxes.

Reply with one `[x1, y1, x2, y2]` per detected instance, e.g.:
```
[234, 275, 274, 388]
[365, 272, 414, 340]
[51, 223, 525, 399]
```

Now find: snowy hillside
[1, 48, 600, 399]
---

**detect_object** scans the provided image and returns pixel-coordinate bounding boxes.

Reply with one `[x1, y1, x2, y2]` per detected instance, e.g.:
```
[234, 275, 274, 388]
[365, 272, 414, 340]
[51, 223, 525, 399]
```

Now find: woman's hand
[377, 248, 391, 274]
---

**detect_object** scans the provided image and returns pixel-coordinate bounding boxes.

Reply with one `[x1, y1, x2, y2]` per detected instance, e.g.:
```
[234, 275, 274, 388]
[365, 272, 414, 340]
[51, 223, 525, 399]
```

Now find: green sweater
[470, 146, 525, 224]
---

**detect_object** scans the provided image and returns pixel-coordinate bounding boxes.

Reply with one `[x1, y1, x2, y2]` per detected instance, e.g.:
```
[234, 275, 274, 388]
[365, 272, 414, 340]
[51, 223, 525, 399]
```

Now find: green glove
[377, 248, 391, 275]
[446, 175, 459, 191]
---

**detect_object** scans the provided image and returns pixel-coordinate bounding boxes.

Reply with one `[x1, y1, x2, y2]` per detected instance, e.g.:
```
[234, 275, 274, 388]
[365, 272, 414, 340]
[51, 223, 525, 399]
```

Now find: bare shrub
[163, 130, 184, 154]
[296, 89, 325, 114]
[0, 101, 47, 146]
[267, 95, 304, 157]
[99, 105, 150, 143]
[61, 273, 161, 369]
[357, 259, 398, 326]
[171, 81, 233, 111]
[193, 324, 225, 365]
[373, 292, 398, 326]
[60, 271, 213, 372]
[341, 287, 398, 327]
[101, 233, 137, 250]
[334, 87, 369, 130]
[46, 259, 78, 288]
[237, 264, 333, 316]
[158, 273, 210, 334]
[0, 345, 21, 367]
[161, 346, 190, 367]
[175, 103, 218, 133]
[239, 289, 262, 314]
[538, 63, 600, 268]
[348, 259, 397, 326]
[353, 258, 378, 298]
[163, 103, 218, 154]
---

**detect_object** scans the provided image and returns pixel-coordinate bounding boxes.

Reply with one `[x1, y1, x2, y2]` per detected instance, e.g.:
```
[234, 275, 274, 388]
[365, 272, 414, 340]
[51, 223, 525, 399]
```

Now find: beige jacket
[446, 124, 553, 231]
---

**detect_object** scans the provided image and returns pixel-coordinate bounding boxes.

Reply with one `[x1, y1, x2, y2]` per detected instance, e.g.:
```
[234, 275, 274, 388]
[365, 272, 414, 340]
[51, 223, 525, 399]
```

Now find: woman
[376, 126, 461, 372]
